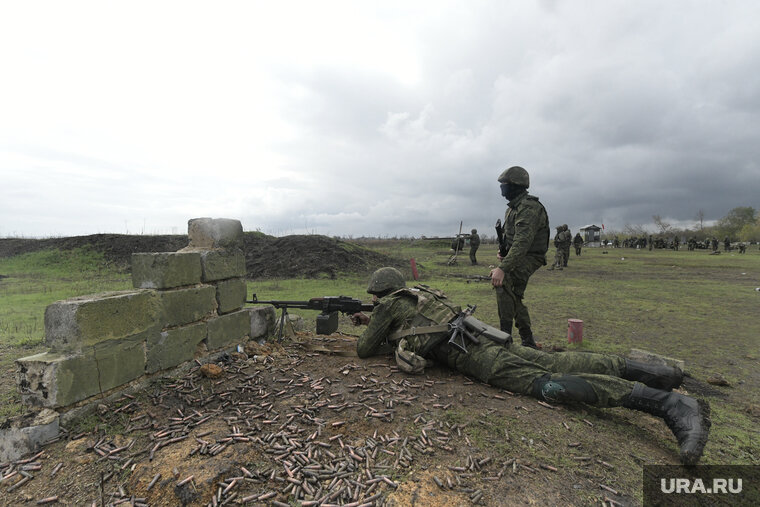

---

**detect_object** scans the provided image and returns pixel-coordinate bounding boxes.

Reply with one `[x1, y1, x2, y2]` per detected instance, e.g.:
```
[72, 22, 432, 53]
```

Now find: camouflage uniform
[357, 286, 634, 406]
[354, 269, 710, 465]
[561, 226, 572, 266]
[549, 226, 565, 270]
[496, 189, 549, 343]
[468, 229, 480, 265]
[573, 232, 583, 256]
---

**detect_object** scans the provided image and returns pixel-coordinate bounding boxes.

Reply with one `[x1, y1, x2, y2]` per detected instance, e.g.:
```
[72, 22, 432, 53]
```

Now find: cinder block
[250, 306, 276, 339]
[44, 290, 160, 351]
[159, 285, 217, 327]
[206, 310, 250, 350]
[131, 252, 202, 289]
[188, 217, 243, 250]
[216, 278, 247, 314]
[200, 249, 246, 282]
[16, 335, 147, 408]
[0, 409, 59, 462]
[146, 322, 207, 373]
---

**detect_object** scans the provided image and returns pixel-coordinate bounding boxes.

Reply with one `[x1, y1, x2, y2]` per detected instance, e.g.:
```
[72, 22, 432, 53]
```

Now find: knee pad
[531, 374, 598, 404]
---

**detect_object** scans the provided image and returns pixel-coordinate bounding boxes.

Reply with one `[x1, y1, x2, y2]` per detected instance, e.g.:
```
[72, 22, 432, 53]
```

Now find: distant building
[580, 225, 602, 247]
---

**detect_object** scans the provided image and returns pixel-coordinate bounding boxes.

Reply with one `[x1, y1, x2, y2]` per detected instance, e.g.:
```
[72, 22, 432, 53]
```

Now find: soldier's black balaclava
[500, 183, 526, 201]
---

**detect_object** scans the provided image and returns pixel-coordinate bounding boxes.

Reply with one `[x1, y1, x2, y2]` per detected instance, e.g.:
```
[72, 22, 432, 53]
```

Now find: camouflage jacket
[499, 192, 549, 272]
[356, 285, 460, 359]
[469, 233, 480, 248]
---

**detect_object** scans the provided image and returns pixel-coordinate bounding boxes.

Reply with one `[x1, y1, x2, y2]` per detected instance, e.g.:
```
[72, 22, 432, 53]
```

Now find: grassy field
[1, 239, 759, 471]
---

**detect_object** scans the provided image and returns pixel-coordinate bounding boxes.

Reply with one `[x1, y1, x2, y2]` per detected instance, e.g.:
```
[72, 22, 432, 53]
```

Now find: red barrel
[567, 319, 583, 343]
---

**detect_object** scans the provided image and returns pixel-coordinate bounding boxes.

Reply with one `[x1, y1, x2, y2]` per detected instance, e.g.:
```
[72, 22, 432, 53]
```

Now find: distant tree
[623, 223, 646, 236]
[652, 215, 672, 235]
[717, 206, 757, 239]
[738, 218, 760, 242]
[695, 209, 705, 230]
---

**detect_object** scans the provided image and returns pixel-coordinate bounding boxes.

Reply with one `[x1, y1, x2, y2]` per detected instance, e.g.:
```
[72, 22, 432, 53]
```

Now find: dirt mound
[0, 233, 399, 279]
[245, 234, 399, 279]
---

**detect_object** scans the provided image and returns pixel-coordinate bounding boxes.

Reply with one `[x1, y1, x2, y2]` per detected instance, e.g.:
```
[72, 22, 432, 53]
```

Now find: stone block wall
[15, 218, 276, 410]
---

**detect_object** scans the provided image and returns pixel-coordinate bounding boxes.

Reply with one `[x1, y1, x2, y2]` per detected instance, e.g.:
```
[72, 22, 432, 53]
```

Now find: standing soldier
[573, 232, 583, 256]
[490, 166, 549, 349]
[711, 237, 719, 252]
[561, 225, 572, 267]
[549, 225, 565, 271]
[723, 236, 731, 252]
[673, 236, 680, 251]
[648, 235, 653, 251]
[468, 228, 480, 265]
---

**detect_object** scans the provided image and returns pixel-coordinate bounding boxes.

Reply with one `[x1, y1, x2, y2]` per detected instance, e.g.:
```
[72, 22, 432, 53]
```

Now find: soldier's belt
[388, 323, 451, 342]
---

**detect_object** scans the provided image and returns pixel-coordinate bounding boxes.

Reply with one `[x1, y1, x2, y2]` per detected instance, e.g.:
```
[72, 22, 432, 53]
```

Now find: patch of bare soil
[0, 233, 400, 279]
[2, 336, 705, 506]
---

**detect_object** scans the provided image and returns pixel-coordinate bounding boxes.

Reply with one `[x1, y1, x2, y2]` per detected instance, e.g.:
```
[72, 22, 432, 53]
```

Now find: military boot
[623, 383, 710, 465]
[623, 359, 683, 391]
[519, 329, 538, 349]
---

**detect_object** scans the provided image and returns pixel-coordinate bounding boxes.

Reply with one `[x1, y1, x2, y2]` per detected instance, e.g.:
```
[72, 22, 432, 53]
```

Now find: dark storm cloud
[2, 1, 759, 238]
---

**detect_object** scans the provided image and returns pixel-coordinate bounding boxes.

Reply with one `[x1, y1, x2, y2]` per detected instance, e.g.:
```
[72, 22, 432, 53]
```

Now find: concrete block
[44, 290, 160, 351]
[0, 409, 59, 462]
[17, 335, 148, 408]
[206, 310, 250, 350]
[188, 217, 243, 250]
[200, 249, 246, 282]
[628, 348, 686, 371]
[159, 285, 217, 327]
[131, 252, 202, 289]
[216, 278, 247, 314]
[146, 322, 207, 373]
[250, 306, 276, 339]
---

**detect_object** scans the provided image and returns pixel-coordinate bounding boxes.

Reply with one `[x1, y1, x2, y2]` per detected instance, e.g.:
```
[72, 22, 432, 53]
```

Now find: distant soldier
[723, 236, 730, 252]
[673, 236, 680, 251]
[648, 235, 653, 251]
[711, 237, 719, 252]
[468, 228, 480, 265]
[613, 236, 620, 248]
[561, 225, 572, 267]
[738, 243, 747, 254]
[549, 225, 565, 271]
[573, 232, 583, 256]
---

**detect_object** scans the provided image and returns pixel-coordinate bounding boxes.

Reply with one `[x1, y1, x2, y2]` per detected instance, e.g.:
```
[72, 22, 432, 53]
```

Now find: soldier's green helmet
[471, 228, 477, 234]
[562, 224, 568, 230]
[367, 267, 405, 296]
[497, 166, 530, 188]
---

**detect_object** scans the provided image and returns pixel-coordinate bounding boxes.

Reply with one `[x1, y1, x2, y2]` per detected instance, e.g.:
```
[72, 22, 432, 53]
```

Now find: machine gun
[448, 305, 511, 353]
[247, 294, 375, 341]
[495, 219, 509, 258]
[447, 305, 481, 354]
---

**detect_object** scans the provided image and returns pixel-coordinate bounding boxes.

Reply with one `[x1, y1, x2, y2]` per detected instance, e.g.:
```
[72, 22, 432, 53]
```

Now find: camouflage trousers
[432, 339, 634, 408]
[495, 256, 544, 334]
[549, 248, 565, 269]
[469, 246, 478, 265]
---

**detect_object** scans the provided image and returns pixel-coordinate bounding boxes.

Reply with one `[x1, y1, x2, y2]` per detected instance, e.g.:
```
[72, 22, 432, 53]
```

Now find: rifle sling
[388, 323, 451, 342]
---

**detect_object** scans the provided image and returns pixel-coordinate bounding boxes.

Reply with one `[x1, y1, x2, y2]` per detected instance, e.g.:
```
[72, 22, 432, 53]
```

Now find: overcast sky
[1, 1, 758, 239]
